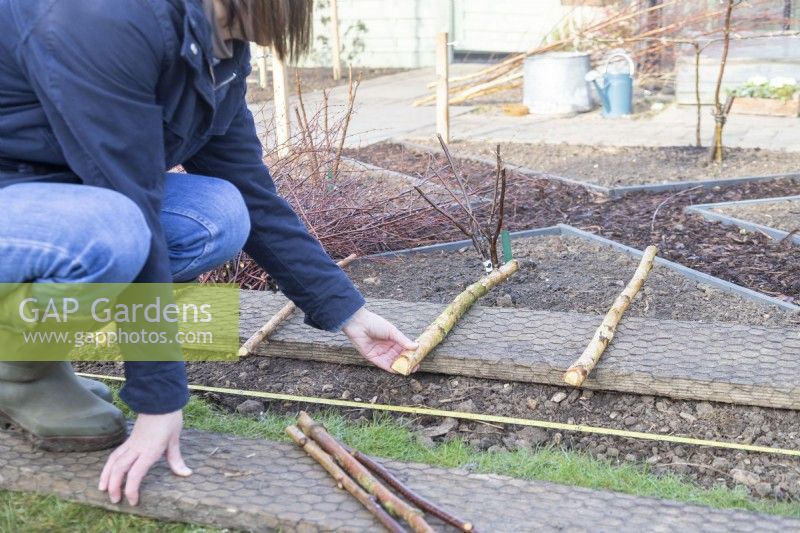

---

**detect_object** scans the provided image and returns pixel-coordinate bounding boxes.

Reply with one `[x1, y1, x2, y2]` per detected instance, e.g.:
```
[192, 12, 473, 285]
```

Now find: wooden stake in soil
[296, 412, 434, 533]
[563, 246, 659, 388]
[329, 0, 342, 81]
[435, 32, 450, 142]
[391, 260, 520, 376]
[257, 46, 269, 89]
[238, 254, 358, 357]
[271, 47, 291, 157]
[286, 425, 407, 533]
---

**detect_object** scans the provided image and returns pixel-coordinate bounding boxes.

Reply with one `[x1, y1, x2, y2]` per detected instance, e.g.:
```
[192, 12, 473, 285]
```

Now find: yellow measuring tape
[77, 372, 800, 458]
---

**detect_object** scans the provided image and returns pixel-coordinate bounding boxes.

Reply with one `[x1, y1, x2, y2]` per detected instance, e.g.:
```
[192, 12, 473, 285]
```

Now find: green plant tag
[501, 230, 513, 262]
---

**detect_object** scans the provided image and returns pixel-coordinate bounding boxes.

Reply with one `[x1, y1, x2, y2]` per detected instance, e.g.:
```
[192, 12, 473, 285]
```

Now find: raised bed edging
[360, 223, 799, 313]
[685, 195, 800, 246]
[392, 139, 800, 198]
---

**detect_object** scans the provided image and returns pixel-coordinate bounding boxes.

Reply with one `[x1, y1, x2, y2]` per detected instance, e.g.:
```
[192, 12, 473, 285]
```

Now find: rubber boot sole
[0, 408, 126, 452]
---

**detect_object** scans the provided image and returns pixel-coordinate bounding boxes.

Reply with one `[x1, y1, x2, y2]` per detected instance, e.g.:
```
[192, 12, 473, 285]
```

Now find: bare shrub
[201, 73, 453, 289]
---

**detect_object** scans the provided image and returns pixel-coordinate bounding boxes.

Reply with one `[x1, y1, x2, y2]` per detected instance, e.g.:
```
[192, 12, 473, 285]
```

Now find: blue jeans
[0, 172, 250, 284]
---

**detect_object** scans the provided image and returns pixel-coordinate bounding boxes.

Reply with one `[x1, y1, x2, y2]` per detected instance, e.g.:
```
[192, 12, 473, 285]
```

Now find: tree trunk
[391, 260, 520, 375]
[564, 246, 658, 387]
[709, 0, 735, 163]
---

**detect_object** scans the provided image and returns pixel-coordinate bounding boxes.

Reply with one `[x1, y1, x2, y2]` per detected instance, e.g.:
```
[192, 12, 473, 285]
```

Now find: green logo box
[0, 283, 239, 362]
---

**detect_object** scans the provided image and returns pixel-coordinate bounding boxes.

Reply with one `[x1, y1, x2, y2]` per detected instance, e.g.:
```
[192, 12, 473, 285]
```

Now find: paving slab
[241, 291, 800, 410]
[1, 428, 798, 532]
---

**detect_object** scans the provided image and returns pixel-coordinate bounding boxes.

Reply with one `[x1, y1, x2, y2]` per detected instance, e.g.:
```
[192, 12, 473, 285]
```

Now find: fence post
[271, 48, 291, 157]
[258, 46, 269, 88]
[436, 32, 450, 142]
[330, 0, 342, 81]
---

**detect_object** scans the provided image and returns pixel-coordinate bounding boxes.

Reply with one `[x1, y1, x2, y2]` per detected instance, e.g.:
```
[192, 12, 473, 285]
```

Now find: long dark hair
[220, 0, 313, 60]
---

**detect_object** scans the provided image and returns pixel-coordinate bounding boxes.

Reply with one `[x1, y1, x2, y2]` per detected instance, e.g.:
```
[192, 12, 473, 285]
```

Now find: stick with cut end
[391, 260, 520, 376]
[344, 445, 476, 532]
[296, 412, 434, 533]
[563, 246, 659, 388]
[286, 425, 407, 533]
[239, 253, 357, 357]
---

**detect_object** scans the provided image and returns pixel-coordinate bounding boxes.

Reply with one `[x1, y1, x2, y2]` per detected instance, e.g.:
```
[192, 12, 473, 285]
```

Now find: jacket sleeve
[16, 0, 188, 414]
[184, 100, 365, 331]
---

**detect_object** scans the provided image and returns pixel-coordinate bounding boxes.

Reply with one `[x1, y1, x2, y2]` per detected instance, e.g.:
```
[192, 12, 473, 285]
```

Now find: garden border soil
[394, 140, 800, 197]
[343, 141, 800, 306]
[686, 196, 800, 246]
[238, 291, 800, 410]
[362, 224, 799, 312]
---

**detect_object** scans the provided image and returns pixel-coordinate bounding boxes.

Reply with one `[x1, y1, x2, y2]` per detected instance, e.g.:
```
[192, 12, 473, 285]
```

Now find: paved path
[249, 66, 800, 151]
[406, 103, 800, 151]
[248, 66, 475, 148]
[241, 291, 800, 410]
[1, 428, 798, 532]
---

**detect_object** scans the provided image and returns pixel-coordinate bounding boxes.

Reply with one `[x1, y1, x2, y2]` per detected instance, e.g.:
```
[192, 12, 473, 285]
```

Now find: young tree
[709, 0, 736, 164]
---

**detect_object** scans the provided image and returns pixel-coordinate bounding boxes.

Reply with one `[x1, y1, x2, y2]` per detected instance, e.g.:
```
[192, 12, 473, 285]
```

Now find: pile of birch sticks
[287, 412, 476, 532]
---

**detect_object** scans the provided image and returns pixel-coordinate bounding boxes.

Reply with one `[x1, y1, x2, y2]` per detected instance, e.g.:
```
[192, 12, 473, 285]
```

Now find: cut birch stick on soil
[391, 260, 520, 376]
[344, 444, 476, 532]
[286, 425, 407, 533]
[238, 253, 357, 357]
[563, 246, 659, 388]
[296, 412, 434, 533]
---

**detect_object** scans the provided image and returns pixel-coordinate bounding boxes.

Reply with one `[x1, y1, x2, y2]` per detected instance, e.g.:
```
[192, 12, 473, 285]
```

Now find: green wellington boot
[0, 362, 127, 452]
[72, 366, 114, 403]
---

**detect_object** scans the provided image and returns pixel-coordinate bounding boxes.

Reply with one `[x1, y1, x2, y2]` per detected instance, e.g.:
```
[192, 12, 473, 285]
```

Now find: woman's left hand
[98, 410, 192, 506]
[342, 307, 418, 373]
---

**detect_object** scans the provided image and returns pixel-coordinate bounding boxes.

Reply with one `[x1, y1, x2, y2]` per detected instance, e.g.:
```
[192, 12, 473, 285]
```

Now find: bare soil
[75, 140, 800, 505]
[348, 235, 799, 328]
[713, 198, 800, 234]
[77, 350, 800, 502]
[245, 67, 407, 104]
[75, 234, 800, 501]
[372, 141, 800, 187]
[344, 142, 800, 305]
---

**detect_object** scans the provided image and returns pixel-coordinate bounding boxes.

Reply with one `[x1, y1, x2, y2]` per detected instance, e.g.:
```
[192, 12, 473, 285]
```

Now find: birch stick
[344, 445, 476, 532]
[563, 246, 659, 387]
[286, 425, 407, 533]
[391, 260, 520, 376]
[238, 253, 357, 357]
[296, 412, 434, 533]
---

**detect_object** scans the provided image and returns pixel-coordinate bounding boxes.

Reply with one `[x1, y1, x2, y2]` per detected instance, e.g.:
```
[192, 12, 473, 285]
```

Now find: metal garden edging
[685, 195, 800, 246]
[360, 223, 799, 313]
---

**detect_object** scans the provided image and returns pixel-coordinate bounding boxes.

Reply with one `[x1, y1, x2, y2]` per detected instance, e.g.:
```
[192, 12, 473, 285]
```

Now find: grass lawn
[2, 388, 798, 531]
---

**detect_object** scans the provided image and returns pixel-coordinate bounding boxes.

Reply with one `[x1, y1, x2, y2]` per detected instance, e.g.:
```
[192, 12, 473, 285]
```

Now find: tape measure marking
[76, 372, 800, 458]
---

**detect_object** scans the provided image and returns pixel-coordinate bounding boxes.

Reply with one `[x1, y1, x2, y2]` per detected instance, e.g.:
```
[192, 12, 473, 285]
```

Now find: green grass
[2, 389, 798, 531]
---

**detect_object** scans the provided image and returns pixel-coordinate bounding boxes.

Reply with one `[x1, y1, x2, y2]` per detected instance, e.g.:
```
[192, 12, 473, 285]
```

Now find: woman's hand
[342, 307, 418, 372]
[98, 410, 192, 506]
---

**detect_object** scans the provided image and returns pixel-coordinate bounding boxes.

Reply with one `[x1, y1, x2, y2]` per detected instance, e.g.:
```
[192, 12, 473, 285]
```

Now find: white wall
[303, 0, 448, 69]
[452, 0, 566, 54]
[302, 0, 602, 68]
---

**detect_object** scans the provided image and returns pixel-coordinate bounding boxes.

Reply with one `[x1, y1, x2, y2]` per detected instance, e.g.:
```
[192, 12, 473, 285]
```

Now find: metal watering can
[585, 52, 634, 118]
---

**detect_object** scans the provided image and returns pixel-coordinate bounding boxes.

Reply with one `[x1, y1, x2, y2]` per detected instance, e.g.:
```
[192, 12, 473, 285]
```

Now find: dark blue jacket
[0, 0, 365, 413]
